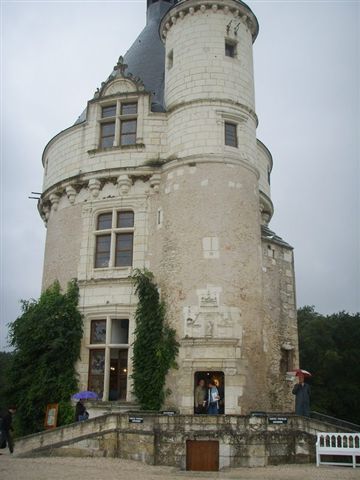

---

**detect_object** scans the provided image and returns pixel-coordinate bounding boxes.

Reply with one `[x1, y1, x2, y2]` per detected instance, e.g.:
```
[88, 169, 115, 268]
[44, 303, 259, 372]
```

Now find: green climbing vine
[7, 280, 83, 435]
[131, 269, 179, 410]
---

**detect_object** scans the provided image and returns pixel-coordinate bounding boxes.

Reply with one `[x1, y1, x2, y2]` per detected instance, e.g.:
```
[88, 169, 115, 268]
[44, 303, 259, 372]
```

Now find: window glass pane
[117, 211, 134, 228]
[225, 122, 237, 147]
[115, 233, 133, 267]
[121, 102, 137, 115]
[88, 349, 105, 399]
[121, 120, 137, 134]
[102, 123, 115, 136]
[101, 122, 115, 148]
[97, 213, 112, 230]
[121, 134, 136, 145]
[111, 319, 129, 344]
[91, 320, 106, 344]
[95, 235, 111, 268]
[102, 105, 116, 118]
[101, 137, 114, 148]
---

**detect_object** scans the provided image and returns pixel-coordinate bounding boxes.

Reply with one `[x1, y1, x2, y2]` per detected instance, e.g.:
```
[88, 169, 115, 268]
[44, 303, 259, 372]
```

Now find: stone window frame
[98, 98, 138, 149]
[94, 209, 135, 269]
[224, 121, 238, 148]
[87, 314, 131, 401]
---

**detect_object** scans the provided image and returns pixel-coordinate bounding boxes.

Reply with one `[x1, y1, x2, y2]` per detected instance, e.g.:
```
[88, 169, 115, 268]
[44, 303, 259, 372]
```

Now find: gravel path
[0, 455, 359, 480]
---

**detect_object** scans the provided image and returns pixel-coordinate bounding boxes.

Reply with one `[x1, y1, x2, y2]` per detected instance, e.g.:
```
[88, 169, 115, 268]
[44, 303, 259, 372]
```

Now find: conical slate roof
[123, 0, 175, 111]
[75, 0, 174, 124]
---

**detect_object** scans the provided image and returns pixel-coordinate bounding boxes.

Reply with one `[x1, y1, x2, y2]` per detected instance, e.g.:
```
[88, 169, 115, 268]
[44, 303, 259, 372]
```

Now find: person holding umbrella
[74, 399, 88, 422]
[292, 369, 311, 417]
[72, 391, 98, 422]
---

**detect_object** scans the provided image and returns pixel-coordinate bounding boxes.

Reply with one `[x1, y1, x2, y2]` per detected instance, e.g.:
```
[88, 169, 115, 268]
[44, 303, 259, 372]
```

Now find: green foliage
[7, 280, 83, 435]
[298, 306, 360, 424]
[57, 401, 75, 426]
[131, 269, 179, 410]
[0, 351, 14, 412]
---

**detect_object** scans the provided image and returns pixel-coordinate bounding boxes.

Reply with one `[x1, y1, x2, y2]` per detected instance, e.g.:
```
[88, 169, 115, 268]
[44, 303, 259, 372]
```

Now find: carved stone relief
[183, 286, 242, 341]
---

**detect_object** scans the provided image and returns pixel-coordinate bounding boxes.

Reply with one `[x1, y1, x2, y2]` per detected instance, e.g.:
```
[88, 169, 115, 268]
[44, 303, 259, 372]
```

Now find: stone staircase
[13, 413, 360, 468]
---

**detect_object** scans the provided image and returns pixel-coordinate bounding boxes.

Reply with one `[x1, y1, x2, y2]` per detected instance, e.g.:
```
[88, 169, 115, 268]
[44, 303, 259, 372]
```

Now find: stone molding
[167, 98, 258, 126]
[161, 154, 260, 180]
[160, 0, 259, 43]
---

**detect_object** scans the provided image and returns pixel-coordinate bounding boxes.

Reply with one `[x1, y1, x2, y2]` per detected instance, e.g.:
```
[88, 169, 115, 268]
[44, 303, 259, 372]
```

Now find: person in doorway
[0, 406, 17, 454]
[207, 380, 220, 415]
[292, 373, 310, 416]
[75, 399, 89, 422]
[194, 379, 207, 414]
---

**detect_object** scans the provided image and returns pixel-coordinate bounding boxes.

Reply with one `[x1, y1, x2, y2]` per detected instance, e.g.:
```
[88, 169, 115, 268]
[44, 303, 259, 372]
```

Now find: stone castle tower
[39, 0, 298, 414]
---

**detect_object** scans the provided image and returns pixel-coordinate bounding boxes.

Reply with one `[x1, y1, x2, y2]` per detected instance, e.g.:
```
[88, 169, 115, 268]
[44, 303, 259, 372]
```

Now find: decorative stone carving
[212, 4, 218, 13]
[49, 193, 60, 211]
[150, 173, 161, 193]
[88, 178, 101, 198]
[183, 286, 242, 340]
[65, 185, 76, 204]
[189, 7, 195, 15]
[94, 56, 145, 98]
[117, 174, 132, 195]
[200, 5, 206, 13]
[42, 204, 50, 221]
[223, 5, 229, 14]
[171, 16, 177, 24]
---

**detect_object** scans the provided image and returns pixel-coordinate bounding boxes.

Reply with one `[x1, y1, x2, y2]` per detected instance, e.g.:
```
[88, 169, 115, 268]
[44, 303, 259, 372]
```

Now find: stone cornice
[257, 139, 273, 171]
[167, 98, 258, 127]
[160, 0, 259, 43]
[162, 154, 260, 180]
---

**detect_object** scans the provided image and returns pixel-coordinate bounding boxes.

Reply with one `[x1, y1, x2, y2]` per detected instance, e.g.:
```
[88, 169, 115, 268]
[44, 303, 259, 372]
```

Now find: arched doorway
[194, 371, 225, 414]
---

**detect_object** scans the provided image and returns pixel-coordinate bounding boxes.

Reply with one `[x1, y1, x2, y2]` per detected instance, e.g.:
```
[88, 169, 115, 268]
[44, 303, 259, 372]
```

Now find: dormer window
[99, 101, 138, 149]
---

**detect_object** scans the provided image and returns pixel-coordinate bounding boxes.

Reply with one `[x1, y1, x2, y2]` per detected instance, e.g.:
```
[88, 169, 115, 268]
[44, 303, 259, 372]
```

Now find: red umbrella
[289, 368, 312, 377]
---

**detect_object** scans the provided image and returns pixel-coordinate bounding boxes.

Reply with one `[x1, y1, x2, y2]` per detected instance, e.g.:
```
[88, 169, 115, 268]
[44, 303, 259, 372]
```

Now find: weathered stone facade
[17, 413, 352, 468]
[39, 0, 298, 414]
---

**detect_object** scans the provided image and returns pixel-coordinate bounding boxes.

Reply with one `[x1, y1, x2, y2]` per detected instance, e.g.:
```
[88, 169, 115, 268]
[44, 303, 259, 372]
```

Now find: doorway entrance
[186, 440, 219, 471]
[194, 371, 225, 414]
[109, 349, 128, 400]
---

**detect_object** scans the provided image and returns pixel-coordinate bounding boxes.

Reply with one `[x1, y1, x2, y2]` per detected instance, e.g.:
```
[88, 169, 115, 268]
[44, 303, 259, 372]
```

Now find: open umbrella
[72, 390, 99, 400]
[289, 368, 312, 377]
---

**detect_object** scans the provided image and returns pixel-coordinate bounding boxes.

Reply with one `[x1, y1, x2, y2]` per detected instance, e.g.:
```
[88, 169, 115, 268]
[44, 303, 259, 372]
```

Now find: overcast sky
[1, 0, 359, 350]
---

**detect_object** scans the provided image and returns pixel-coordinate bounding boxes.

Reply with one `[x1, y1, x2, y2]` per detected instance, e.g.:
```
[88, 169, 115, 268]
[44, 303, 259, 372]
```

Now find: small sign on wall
[129, 416, 144, 424]
[44, 403, 59, 429]
[268, 416, 288, 425]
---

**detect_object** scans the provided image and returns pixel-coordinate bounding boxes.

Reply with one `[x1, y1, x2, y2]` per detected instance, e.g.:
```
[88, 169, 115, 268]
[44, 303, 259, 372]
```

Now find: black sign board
[161, 410, 176, 416]
[129, 416, 144, 424]
[250, 411, 267, 417]
[268, 416, 288, 425]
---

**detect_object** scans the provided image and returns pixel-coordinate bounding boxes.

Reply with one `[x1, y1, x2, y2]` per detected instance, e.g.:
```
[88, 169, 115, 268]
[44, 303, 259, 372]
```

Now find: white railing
[316, 432, 360, 468]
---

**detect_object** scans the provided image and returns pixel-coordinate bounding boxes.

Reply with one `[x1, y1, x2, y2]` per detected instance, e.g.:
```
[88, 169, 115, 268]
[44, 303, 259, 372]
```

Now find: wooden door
[186, 440, 219, 471]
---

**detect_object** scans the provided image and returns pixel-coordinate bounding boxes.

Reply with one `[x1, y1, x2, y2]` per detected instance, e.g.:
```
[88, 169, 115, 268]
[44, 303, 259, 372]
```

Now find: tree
[0, 351, 13, 412]
[131, 269, 179, 410]
[298, 306, 360, 425]
[7, 280, 83, 435]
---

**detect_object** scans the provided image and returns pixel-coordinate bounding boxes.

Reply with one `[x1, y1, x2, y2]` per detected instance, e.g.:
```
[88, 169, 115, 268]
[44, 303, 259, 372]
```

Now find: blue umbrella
[72, 390, 99, 400]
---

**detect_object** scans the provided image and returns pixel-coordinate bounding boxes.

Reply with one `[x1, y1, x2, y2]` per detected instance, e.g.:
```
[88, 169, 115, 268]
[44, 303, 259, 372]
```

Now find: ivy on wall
[6, 280, 83, 435]
[131, 269, 179, 410]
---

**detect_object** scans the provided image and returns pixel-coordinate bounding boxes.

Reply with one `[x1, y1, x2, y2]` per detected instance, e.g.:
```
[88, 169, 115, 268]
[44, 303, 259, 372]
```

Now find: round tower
[143, 0, 268, 414]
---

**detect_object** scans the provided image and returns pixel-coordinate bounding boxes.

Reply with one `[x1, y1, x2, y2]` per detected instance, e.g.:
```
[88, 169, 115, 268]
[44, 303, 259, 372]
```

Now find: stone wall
[16, 413, 350, 468]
